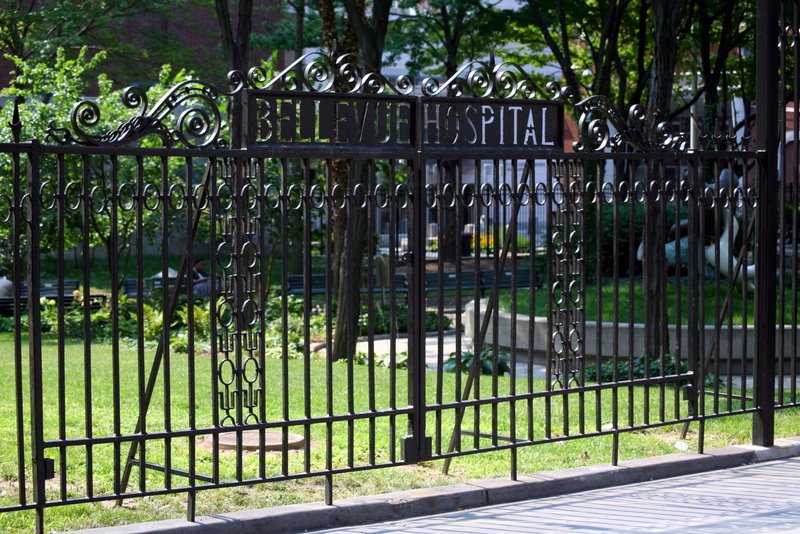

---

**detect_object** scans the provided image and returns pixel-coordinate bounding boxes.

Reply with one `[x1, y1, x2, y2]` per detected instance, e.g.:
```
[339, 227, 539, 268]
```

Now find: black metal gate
[0, 2, 797, 531]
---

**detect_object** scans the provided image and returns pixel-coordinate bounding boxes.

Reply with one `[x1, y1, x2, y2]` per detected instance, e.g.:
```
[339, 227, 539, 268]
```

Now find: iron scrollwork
[420, 55, 573, 101]
[46, 72, 245, 148]
[246, 51, 414, 95]
[573, 95, 688, 153]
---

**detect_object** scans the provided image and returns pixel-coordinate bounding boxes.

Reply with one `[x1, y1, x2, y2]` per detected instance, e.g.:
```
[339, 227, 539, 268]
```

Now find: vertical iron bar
[627, 169, 635, 427]
[673, 157, 683, 420]
[185, 156, 197, 518]
[11, 134, 27, 508]
[527, 158, 536, 444]
[27, 142, 46, 534]
[388, 159, 398, 463]
[209, 159, 221, 485]
[324, 158, 334, 482]
[753, 0, 779, 446]
[160, 155, 172, 490]
[687, 159, 701, 427]
[509, 158, 518, 476]
[55, 153, 67, 501]
[473, 160, 482, 451]
[110, 155, 121, 495]
[778, 5, 788, 409]
[81, 154, 94, 499]
[302, 158, 313, 473]
[545, 162, 554, 438]
[595, 161, 603, 433]
[366, 159, 376, 465]
[435, 160, 445, 456]
[279, 157, 290, 478]
[792, 0, 800, 404]
[257, 158, 267, 480]
[136, 155, 147, 495]
[409, 96, 427, 462]
[491, 159, 500, 447]
[611, 160, 620, 437]
[345, 160, 355, 469]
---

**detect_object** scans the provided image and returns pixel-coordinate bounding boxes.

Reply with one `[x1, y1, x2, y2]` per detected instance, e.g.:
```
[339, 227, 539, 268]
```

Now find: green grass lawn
[498, 278, 800, 326]
[1, 332, 800, 532]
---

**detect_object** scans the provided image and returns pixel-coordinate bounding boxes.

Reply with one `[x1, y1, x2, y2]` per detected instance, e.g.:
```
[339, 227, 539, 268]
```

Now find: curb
[71, 437, 800, 534]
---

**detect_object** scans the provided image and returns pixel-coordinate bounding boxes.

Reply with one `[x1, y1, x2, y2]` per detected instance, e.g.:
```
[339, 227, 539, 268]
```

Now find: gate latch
[401, 435, 432, 463]
[41, 457, 55, 480]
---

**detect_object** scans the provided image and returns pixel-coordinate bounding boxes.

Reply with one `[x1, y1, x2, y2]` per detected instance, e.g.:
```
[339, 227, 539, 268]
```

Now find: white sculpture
[636, 208, 755, 290]
[703, 209, 756, 291]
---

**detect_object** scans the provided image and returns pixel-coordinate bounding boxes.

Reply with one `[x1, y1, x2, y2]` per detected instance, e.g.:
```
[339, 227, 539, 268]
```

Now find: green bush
[352, 350, 408, 369]
[358, 306, 451, 336]
[443, 348, 511, 376]
[584, 353, 717, 387]
[584, 353, 688, 382]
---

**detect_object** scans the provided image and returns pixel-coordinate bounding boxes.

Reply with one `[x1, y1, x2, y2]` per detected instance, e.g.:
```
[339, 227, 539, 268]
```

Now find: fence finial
[329, 39, 339, 63]
[9, 98, 21, 143]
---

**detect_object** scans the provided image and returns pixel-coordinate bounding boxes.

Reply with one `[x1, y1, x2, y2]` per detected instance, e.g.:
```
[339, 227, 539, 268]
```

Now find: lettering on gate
[245, 91, 563, 150]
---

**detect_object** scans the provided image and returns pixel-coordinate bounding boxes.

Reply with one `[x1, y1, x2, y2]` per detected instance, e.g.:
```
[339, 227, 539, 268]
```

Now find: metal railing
[0, 4, 796, 530]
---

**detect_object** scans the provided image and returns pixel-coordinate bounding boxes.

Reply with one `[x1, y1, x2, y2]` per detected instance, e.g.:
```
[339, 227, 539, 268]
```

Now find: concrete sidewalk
[318, 456, 800, 533]
[77, 438, 800, 534]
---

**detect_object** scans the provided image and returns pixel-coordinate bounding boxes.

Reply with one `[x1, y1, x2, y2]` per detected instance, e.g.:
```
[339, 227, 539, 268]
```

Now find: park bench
[0, 279, 106, 316]
[424, 268, 539, 310]
[424, 270, 480, 298]
[479, 268, 539, 293]
[286, 273, 409, 301]
[121, 278, 153, 299]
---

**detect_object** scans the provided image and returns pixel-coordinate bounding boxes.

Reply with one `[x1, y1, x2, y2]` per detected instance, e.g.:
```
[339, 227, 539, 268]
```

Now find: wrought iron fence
[0, 3, 796, 531]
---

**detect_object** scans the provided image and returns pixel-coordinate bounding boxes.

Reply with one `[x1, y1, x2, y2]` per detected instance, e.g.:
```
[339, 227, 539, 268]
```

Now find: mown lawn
[0, 332, 799, 532]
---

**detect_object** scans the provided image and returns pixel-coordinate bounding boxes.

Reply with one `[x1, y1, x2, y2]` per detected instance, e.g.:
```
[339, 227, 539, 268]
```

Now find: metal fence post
[27, 141, 50, 534]
[402, 96, 431, 463]
[753, 0, 779, 447]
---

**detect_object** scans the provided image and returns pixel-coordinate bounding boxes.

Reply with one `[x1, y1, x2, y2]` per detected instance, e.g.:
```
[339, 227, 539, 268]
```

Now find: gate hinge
[401, 435, 432, 463]
[41, 457, 55, 480]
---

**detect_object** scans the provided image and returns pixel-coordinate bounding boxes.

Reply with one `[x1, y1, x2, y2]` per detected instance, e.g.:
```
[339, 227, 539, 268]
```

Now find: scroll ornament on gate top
[573, 95, 688, 153]
[246, 50, 415, 95]
[45, 71, 245, 149]
[246, 48, 575, 101]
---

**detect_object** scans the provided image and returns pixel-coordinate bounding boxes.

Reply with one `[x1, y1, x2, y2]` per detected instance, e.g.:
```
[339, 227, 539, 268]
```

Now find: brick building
[0, 2, 283, 90]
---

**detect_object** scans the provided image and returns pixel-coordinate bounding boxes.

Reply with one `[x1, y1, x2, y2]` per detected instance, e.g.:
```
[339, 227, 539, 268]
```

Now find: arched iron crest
[46, 73, 245, 148]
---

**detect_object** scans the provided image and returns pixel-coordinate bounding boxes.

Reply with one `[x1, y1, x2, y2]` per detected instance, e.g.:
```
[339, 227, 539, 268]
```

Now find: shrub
[584, 353, 717, 387]
[358, 306, 451, 336]
[352, 350, 408, 369]
[443, 348, 511, 376]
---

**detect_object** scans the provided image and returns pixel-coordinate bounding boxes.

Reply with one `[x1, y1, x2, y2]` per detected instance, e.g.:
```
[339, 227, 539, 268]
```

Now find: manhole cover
[203, 430, 305, 452]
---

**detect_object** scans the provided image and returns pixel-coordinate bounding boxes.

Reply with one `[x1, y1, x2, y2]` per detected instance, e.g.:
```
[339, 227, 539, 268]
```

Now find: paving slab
[318, 456, 800, 533]
[72, 438, 800, 534]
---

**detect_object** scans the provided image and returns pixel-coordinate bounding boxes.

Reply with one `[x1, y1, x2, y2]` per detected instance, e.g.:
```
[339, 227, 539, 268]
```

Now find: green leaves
[443, 348, 511, 376]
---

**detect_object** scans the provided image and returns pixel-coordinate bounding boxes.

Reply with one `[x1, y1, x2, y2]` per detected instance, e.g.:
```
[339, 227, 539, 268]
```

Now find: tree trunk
[320, 0, 357, 294]
[215, 0, 253, 147]
[320, 0, 388, 362]
[643, 0, 684, 361]
[294, 0, 305, 61]
[331, 161, 370, 362]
